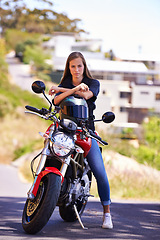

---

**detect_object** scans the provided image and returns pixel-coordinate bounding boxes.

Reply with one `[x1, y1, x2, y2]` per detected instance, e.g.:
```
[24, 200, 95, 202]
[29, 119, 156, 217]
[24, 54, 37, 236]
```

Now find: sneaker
[102, 213, 113, 229]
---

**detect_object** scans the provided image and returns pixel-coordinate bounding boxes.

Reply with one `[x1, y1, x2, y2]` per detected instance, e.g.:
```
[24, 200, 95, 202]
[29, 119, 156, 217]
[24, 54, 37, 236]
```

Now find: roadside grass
[90, 169, 160, 202]
[19, 160, 34, 183]
[19, 154, 42, 183]
[108, 173, 160, 201]
[0, 112, 48, 164]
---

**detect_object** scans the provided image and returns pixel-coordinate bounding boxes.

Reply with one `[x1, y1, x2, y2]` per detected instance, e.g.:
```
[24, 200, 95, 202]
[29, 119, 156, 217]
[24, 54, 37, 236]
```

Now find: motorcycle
[22, 80, 115, 234]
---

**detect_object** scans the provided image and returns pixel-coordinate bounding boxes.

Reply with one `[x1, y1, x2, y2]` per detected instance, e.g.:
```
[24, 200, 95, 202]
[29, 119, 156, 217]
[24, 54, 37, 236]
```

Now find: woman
[49, 52, 113, 229]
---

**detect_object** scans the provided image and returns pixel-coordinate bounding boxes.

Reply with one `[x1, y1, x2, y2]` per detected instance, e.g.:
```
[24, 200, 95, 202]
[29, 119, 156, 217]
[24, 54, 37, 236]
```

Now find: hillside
[0, 54, 49, 164]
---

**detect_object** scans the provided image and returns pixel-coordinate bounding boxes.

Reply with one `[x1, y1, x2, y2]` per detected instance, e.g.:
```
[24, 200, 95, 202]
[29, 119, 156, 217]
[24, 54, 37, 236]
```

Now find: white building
[43, 32, 104, 70]
[94, 80, 131, 123]
[43, 33, 160, 125]
[132, 83, 160, 112]
[87, 59, 149, 84]
[94, 79, 160, 127]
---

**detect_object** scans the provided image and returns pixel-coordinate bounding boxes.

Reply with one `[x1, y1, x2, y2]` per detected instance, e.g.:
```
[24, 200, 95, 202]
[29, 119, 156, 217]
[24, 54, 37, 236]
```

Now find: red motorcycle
[22, 81, 115, 234]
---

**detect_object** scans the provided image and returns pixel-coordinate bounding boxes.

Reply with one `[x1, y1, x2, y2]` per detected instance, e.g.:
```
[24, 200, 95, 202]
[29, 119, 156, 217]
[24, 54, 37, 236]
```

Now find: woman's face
[69, 57, 84, 82]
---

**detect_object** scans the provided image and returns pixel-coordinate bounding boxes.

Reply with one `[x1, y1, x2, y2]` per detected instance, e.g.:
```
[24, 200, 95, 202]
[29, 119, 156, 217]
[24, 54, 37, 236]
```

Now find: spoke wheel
[22, 173, 61, 234]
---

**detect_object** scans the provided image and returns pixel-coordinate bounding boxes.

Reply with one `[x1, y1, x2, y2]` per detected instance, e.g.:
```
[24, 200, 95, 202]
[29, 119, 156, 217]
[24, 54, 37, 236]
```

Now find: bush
[36, 71, 51, 81]
[5, 29, 40, 51]
[101, 120, 160, 171]
[134, 145, 155, 165]
[0, 95, 13, 117]
[23, 45, 46, 65]
[143, 116, 160, 148]
[15, 39, 40, 61]
[0, 38, 6, 56]
[23, 45, 52, 80]
[0, 39, 8, 73]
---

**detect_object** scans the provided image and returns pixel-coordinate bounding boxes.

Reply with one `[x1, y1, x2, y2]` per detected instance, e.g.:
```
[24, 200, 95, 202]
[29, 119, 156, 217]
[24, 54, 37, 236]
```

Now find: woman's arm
[74, 90, 93, 100]
[49, 83, 90, 105]
[49, 85, 70, 95]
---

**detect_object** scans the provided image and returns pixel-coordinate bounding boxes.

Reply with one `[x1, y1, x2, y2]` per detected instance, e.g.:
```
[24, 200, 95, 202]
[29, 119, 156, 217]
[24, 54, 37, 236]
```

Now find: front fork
[27, 125, 70, 199]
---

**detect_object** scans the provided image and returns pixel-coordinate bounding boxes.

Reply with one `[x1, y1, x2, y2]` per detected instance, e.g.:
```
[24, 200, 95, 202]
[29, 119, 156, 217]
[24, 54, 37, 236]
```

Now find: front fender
[32, 167, 64, 197]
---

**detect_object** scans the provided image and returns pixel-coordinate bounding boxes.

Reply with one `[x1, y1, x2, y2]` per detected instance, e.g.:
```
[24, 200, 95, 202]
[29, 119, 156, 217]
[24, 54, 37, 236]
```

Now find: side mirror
[32, 81, 45, 94]
[102, 111, 115, 123]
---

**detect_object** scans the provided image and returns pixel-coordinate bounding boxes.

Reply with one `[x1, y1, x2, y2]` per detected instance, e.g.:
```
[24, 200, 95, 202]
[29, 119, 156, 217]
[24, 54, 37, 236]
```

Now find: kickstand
[73, 204, 88, 230]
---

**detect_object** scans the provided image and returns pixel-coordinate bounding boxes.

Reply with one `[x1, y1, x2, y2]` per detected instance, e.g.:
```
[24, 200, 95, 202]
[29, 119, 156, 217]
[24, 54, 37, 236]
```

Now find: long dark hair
[60, 52, 93, 83]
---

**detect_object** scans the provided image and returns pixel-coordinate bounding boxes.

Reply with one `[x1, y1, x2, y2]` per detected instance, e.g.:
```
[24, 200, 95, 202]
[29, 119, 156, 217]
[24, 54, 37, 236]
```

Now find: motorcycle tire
[22, 173, 61, 234]
[59, 199, 88, 222]
[59, 171, 92, 222]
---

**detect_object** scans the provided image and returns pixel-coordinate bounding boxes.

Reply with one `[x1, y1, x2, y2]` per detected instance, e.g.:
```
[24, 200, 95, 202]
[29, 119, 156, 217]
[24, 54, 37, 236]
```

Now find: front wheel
[22, 173, 61, 234]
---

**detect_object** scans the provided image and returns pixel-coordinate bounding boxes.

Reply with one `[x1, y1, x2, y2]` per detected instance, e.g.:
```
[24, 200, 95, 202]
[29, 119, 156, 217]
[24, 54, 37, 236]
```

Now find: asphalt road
[0, 164, 160, 240]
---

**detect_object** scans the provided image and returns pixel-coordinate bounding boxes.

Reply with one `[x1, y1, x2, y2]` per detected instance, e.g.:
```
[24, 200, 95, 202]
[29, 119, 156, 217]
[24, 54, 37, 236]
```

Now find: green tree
[0, 0, 85, 35]
[5, 29, 40, 50]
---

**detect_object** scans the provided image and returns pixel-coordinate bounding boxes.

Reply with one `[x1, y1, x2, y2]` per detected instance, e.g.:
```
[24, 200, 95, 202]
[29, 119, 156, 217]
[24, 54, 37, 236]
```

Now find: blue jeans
[86, 139, 111, 206]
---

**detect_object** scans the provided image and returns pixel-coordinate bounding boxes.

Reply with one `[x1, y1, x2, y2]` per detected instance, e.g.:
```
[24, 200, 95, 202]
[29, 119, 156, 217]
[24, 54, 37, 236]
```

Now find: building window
[155, 93, 160, 100]
[120, 91, 131, 98]
[107, 75, 113, 80]
[92, 74, 103, 79]
[120, 107, 127, 112]
[140, 91, 149, 95]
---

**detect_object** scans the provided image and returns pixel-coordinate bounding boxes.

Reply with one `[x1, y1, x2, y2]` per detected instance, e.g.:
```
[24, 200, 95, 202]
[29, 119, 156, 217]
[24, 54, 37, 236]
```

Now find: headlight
[51, 132, 74, 157]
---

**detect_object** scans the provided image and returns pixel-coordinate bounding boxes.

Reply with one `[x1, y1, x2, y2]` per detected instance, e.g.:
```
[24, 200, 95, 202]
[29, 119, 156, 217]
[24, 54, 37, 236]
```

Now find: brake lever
[87, 134, 108, 146]
[25, 111, 47, 119]
[85, 129, 108, 146]
[40, 108, 50, 115]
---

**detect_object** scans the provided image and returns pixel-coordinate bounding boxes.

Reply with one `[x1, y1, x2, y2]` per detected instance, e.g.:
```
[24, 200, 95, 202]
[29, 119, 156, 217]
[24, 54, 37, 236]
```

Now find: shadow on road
[0, 197, 159, 240]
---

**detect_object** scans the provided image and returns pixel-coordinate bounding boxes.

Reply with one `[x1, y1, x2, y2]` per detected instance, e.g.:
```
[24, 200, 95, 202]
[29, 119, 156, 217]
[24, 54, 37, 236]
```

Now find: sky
[26, 0, 160, 59]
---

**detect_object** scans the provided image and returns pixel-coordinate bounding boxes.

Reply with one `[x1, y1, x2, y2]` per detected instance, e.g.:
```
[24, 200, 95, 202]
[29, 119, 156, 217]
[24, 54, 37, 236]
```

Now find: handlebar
[25, 105, 108, 145]
[25, 105, 49, 115]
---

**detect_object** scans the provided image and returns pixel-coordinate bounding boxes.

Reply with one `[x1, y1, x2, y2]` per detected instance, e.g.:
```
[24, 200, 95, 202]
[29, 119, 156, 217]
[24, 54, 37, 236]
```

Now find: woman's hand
[74, 83, 93, 100]
[49, 86, 60, 96]
[75, 83, 89, 92]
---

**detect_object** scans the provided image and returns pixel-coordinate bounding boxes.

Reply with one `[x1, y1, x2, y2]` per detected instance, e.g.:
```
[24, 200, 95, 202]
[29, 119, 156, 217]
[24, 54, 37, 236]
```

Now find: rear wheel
[59, 171, 92, 222]
[22, 173, 61, 234]
[59, 198, 87, 222]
